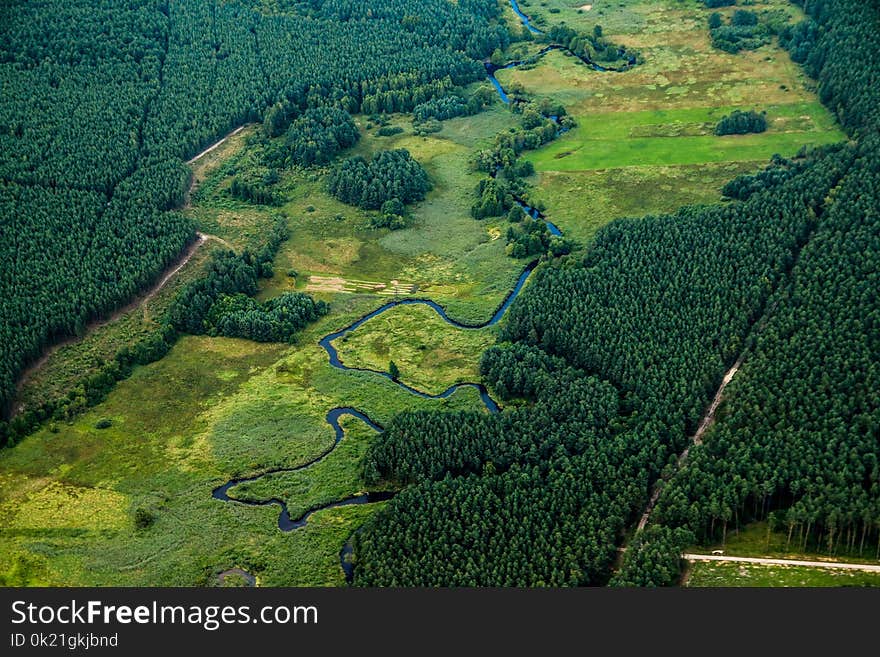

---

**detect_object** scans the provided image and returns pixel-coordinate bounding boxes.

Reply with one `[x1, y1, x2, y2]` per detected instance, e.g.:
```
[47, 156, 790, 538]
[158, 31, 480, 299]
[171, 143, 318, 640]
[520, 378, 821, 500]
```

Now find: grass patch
[331, 304, 496, 394]
[228, 416, 392, 519]
[528, 161, 760, 244]
[685, 561, 880, 587]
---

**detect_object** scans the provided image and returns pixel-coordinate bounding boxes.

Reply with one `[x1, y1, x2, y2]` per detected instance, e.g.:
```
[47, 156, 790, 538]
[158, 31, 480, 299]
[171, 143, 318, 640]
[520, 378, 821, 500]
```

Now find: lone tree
[388, 360, 401, 380]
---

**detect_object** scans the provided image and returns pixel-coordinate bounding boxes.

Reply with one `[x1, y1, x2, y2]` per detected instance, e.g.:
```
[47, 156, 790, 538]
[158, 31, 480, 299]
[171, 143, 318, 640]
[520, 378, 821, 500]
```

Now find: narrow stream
[213, 0, 583, 584]
[213, 408, 388, 531]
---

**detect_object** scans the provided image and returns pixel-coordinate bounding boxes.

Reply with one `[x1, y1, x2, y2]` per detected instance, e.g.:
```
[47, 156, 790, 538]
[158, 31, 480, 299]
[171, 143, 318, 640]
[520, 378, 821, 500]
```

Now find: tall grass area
[493, 0, 845, 247]
[0, 314, 490, 585]
[331, 304, 497, 395]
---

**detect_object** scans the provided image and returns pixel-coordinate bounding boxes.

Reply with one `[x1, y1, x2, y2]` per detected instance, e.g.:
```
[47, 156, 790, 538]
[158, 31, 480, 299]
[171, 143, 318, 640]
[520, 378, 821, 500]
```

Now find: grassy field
[496, 0, 845, 244]
[227, 415, 393, 517]
[190, 102, 526, 325]
[0, 310, 491, 586]
[330, 304, 497, 394]
[685, 561, 880, 587]
[525, 102, 844, 171]
[527, 161, 757, 244]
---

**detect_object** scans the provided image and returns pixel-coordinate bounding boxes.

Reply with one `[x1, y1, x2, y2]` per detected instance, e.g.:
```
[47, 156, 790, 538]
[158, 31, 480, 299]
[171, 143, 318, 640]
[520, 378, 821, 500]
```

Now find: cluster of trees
[412, 87, 494, 123]
[376, 125, 403, 137]
[471, 177, 518, 220]
[168, 218, 289, 335]
[471, 99, 572, 173]
[779, 0, 880, 139]
[368, 198, 409, 230]
[229, 177, 280, 205]
[616, 0, 880, 583]
[708, 9, 784, 54]
[261, 107, 360, 168]
[505, 208, 572, 259]
[327, 149, 431, 210]
[203, 292, 328, 343]
[703, 0, 735, 7]
[1, 0, 514, 426]
[715, 109, 768, 135]
[540, 24, 640, 67]
[609, 526, 694, 587]
[352, 140, 853, 585]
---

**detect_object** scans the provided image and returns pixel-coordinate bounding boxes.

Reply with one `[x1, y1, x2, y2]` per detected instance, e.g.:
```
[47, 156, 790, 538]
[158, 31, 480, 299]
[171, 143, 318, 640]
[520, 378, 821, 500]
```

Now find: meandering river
[213, 0, 592, 583]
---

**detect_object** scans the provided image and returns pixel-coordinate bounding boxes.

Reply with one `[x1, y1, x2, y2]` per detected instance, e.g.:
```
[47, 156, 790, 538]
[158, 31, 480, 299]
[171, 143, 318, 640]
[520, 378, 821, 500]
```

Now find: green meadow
[686, 561, 880, 587]
[526, 103, 845, 171]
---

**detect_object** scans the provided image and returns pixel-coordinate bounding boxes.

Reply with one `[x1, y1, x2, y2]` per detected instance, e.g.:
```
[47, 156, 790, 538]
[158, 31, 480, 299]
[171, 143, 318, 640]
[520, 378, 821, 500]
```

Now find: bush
[134, 507, 156, 529]
[95, 418, 112, 430]
[377, 125, 403, 137]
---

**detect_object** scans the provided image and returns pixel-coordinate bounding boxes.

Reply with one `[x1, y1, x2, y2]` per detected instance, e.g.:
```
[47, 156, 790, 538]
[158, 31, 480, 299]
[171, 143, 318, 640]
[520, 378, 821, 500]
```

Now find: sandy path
[186, 125, 248, 165]
[684, 554, 880, 573]
[14, 233, 212, 401]
[635, 355, 744, 533]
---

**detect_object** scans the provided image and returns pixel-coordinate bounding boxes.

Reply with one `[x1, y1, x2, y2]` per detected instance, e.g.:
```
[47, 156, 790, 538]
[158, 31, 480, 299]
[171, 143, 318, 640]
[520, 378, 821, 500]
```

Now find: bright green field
[525, 103, 845, 171]
[686, 561, 880, 587]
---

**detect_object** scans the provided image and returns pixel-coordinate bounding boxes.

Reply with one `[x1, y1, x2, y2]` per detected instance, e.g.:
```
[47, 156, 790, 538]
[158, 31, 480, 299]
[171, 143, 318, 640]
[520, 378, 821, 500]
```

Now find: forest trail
[13, 233, 215, 406]
[683, 553, 880, 572]
[14, 121, 246, 411]
[635, 354, 745, 533]
[186, 125, 248, 165]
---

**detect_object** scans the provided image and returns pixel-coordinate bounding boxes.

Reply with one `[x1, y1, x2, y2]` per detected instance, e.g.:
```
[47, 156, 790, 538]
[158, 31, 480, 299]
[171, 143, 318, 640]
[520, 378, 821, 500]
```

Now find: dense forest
[353, 142, 856, 585]
[0, 0, 512, 434]
[327, 149, 432, 210]
[353, 0, 880, 586]
[616, 0, 880, 585]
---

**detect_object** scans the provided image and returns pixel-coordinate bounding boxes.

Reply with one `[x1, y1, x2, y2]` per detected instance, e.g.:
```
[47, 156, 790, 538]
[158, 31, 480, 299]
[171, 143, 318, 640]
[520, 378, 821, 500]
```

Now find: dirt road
[13, 123, 246, 408]
[14, 233, 211, 402]
[684, 553, 880, 573]
[186, 125, 248, 165]
[635, 355, 744, 533]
